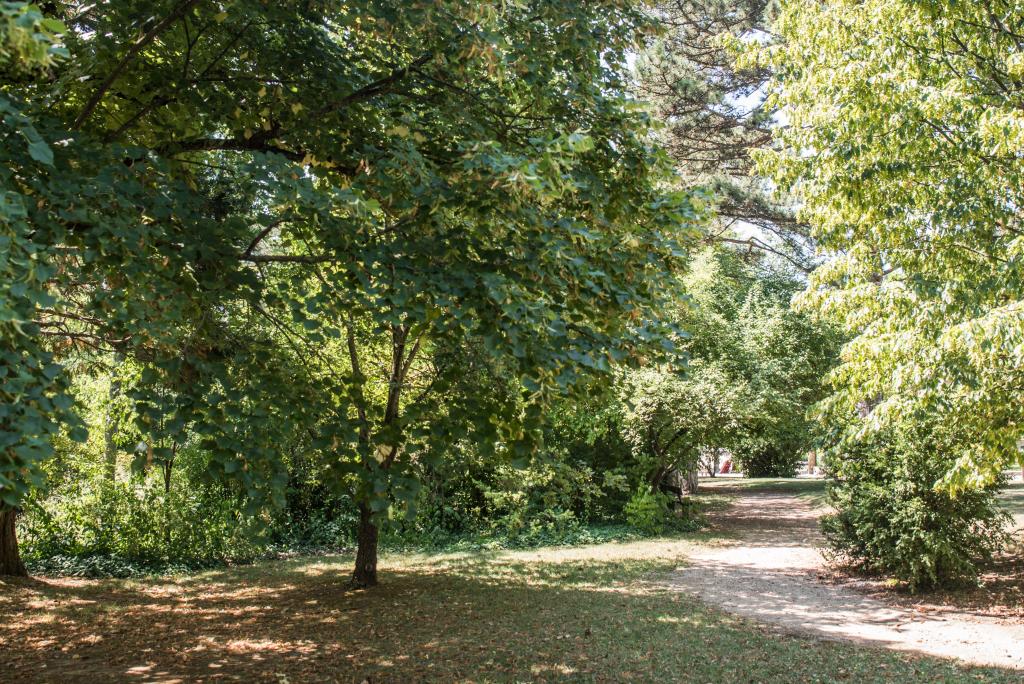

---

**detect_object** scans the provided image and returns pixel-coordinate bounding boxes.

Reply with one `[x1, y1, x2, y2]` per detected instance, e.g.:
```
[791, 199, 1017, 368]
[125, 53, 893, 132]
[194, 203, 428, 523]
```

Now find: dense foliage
[753, 0, 1024, 492]
[6, 0, 1015, 597]
[822, 418, 1011, 590]
[17, 244, 835, 574]
[751, 0, 1023, 585]
[18, 372, 659, 576]
[1, 0, 704, 583]
[1, 1, 79, 576]
[677, 248, 838, 477]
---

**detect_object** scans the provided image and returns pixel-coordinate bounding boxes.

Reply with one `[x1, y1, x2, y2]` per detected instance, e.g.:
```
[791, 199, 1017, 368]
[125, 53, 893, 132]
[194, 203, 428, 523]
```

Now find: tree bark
[648, 461, 670, 495]
[683, 465, 699, 495]
[351, 502, 379, 588]
[104, 352, 124, 481]
[0, 508, 27, 577]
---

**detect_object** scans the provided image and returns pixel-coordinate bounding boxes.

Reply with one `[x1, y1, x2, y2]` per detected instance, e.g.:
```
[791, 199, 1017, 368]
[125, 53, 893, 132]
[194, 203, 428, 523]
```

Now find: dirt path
[669, 481, 1024, 670]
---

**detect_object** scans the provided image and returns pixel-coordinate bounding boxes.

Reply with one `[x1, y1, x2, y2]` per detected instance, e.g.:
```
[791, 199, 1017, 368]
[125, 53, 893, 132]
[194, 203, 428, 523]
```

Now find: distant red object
[720, 460, 732, 474]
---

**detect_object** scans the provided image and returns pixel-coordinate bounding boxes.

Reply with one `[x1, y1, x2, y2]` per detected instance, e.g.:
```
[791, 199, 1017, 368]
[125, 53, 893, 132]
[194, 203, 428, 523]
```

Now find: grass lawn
[698, 476, 829, 508]
[708, 475, 1024, 519]
[703, 475, 1024, 514]
[2, 537, 1019, 683]
[701, 475, 1022, 529]
[998, 480, 1024, 529]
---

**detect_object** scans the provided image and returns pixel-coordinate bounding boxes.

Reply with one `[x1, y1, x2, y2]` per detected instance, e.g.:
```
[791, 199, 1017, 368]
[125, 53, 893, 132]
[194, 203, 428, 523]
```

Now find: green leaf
[27, 138, 53, 165]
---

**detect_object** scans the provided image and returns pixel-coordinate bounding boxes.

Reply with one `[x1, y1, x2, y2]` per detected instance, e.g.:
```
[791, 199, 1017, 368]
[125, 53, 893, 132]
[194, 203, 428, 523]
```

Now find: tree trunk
[648, 464, 669, 495]
[163, 452, 175, 494]
[104, 351, 124, 481]
[683, 465, 699, 495]
[351, 502, 379, 588]
[345, 322, 419, 589]
[0, 508, 27, 577]
[163, 452, 174, 546]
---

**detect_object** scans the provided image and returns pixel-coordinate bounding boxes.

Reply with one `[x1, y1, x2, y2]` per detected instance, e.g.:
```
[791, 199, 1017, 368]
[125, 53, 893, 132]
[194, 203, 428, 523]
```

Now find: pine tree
[637, 1, 813, 269]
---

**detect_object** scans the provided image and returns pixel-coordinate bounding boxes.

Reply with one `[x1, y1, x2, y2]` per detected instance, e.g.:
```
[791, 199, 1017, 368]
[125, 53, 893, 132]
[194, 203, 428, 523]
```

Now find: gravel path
[668, 482, 1024, 670]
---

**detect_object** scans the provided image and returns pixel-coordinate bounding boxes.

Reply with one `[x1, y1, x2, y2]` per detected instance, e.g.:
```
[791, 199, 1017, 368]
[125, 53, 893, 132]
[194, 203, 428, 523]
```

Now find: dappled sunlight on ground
[2, 484, 1022, 682]
[673, 480, 1024, 670]
[1, 551, 697, 682]
[0, 544, 1017, 683]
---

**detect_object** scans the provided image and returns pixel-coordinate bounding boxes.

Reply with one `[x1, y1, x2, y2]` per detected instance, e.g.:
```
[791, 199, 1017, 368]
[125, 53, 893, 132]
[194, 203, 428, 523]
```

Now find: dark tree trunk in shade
[351, 502, 379, 588]
[0, 508, 27, 577]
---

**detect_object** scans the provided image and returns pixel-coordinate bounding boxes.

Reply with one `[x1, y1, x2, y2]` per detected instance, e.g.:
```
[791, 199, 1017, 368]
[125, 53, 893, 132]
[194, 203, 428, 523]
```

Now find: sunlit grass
[697, 476, 829, 508]
[2, 536, 1019, 682]
[998, 481, 1024, 528]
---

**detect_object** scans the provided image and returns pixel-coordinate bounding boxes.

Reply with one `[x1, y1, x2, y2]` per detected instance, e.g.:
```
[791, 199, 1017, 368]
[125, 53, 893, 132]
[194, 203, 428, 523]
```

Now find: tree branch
[315, 53, 432, 117]
[712, 235, 813, 273]
[74, 0, 204, 129]
[239, 253, 340, 263]
[242, 218, 289, 258]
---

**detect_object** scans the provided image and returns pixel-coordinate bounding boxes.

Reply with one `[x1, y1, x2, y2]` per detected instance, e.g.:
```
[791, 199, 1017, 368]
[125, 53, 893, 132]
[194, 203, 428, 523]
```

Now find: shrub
[480, 460, 605, 538]
[21, 476, 267, 567]
[624, 489, 673, 533]
[735, 444, 801, 478]
[822, 421, 1010, 590]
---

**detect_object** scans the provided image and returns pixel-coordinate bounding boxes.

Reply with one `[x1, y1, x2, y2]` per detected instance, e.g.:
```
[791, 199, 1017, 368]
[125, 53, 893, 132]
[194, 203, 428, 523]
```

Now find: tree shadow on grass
[3, 553, 1022, 683]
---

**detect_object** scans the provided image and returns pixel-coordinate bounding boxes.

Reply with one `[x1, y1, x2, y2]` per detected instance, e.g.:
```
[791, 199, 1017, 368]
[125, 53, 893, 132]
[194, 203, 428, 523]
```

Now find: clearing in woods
[1, 479, 1023, 682]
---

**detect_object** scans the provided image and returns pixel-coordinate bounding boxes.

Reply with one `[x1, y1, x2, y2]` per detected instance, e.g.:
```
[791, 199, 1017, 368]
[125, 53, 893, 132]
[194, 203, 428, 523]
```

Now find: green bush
[735, 444, 801, 477]
[624, 489, 673, 533]
[732, 428, 805, 477]
[822, 421, 1011, 590]
[22, 476, 267, 567]
[274, 507, 357, 551]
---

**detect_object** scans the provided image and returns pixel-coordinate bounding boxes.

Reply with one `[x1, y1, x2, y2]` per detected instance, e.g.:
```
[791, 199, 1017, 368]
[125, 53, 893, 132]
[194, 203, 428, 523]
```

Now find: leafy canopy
[2, 1, 706, 520]
[750, 0, 1024, 490]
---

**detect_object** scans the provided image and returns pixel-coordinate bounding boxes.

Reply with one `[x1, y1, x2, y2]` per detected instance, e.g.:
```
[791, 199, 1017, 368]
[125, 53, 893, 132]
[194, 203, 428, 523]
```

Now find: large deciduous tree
[1, 1, 705, 581]
[753, 0, 1024, 491]
[1, 2, 77, 577]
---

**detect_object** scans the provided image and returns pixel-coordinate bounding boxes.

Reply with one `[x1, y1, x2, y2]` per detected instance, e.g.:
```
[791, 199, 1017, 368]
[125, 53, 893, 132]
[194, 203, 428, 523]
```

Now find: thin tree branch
[74, 0, 204, 129]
